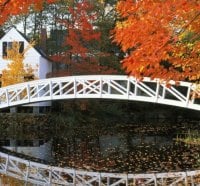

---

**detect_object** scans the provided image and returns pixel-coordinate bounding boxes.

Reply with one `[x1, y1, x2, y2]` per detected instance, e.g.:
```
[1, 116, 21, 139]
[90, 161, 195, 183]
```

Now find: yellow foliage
[196, 84, 200, 92]
[0, 174, 25, 185]
[191, 83, 200, 99]
[116, 20, 130, 29]
[1, 41, 35, 87]
[98, 0, 105, 4]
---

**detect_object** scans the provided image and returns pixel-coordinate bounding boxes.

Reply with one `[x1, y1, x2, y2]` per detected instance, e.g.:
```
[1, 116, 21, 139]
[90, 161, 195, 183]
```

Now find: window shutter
[2, 42, 7, 57]
[19, 41, 24, 54]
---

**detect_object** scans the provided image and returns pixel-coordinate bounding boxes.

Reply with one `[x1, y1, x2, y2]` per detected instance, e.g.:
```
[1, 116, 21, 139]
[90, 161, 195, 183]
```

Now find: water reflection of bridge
[0, 123, 200, 185]
[0, 151, 200, 185]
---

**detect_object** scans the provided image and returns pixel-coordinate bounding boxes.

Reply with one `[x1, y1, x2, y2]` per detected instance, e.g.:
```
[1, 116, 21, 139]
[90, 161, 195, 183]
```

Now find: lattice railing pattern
[0, 75, 199, 110]
[0, 152, 200, 185]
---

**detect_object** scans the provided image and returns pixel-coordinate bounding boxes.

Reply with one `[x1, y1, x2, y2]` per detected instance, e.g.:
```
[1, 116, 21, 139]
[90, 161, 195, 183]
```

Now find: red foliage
[112, 0, 200, 82]
[49, 0, 117, 77]
[0, 0, 56, 25]
[62, 0, 101, 58]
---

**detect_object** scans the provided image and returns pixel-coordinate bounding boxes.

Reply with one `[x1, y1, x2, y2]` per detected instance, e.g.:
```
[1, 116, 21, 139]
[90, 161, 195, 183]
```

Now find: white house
[2, 139, 53, 162]
[0, 27, 52, 112]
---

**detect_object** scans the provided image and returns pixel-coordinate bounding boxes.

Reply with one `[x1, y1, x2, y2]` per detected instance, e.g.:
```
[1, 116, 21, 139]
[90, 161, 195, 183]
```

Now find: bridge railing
[0, 151, 200, 185]
[0, 75, 199, 110]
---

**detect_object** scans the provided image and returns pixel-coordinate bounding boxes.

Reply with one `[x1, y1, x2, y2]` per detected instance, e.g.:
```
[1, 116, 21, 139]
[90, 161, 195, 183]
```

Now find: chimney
[40, 28, 47, 53]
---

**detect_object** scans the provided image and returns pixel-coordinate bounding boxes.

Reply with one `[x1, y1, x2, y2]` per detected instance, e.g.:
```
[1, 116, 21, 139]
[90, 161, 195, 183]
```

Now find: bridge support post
[33, 106, 40, 114]
[10, 107, 17, 113]
[98, 173, 101, 185]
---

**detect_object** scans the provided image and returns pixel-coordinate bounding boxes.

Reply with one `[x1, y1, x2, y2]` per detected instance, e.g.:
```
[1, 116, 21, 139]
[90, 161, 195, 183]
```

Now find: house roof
[0, 26, 52, 62]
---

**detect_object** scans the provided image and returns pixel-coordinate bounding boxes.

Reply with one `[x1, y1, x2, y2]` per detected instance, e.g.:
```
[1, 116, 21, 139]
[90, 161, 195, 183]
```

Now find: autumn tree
[0, 0, 56, 25]
[64, 0, 100, 58]
[1, 42, 34, 86]
[112, 0, 200, 82]
[95, 0, 124, 74]
[49, 0, 119, 76]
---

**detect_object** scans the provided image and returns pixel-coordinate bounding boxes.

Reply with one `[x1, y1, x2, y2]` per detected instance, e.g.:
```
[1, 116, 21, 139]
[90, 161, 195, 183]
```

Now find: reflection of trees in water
[0, 175, 24, 186]
[0, 114, 52, 140]
[52, 122, 200, 173]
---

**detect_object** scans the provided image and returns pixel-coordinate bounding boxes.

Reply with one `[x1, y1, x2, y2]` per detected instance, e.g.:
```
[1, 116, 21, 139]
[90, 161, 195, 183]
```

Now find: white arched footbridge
[0, 75, 199, 110]
[0, 75, 200, 185]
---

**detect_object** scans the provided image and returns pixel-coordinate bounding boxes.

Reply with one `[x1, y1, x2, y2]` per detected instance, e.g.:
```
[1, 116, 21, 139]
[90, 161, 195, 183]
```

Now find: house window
[2, 41, 24, 58]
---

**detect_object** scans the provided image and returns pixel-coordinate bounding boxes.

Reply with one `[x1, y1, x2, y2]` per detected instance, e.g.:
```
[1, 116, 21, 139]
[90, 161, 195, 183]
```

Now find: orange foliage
[62, 0, 101, 58]
[112, 0, 200, 82]
[0, 0, 55, 24]
[49, 0, 117, 77]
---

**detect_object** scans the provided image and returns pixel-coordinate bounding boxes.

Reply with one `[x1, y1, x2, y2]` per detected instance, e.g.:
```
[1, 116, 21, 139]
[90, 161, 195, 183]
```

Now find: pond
[51, 122, 200, 173]
[0, 113, 200, 174]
